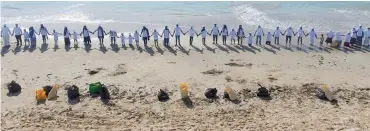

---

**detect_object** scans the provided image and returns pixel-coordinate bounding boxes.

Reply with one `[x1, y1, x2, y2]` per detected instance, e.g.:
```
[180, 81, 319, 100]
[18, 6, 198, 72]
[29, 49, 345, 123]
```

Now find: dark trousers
[274, 37, 279, 45]
[357, 36, 363, 45]
[111, 37, 116, 44]
[164, 38, 169, 46]
[222, 35, 227, 44]
[175, 35, 180, 45]
[143, 37, 148, 45]
[15, 35, 22, 45]
[256, 35, 261, 44]
[286, 36, 292, 44]
[237, 36, 243, 44]
[98, 36, 104, 44]
[42, 35, 47, 44]
[64, 38, 71, 46]
[213, 35, 218, 43]
[297, 37, 303, 44]
[190, 37, 193, 45]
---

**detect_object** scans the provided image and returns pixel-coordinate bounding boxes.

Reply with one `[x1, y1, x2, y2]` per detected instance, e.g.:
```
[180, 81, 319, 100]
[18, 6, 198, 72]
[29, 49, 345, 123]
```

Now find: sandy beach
[1, 36, 370, 130]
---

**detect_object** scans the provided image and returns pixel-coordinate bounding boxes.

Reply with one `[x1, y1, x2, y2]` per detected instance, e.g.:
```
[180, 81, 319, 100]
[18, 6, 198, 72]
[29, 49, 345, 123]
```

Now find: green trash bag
[89, 82, 102, 94]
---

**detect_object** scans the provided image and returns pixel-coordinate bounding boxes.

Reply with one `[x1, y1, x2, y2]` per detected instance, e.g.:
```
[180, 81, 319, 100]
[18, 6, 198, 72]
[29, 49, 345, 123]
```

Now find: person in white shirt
[325, 30, 334, 46]
[161, 26, 172, 46]
[1, 24, 12, 47]
[364, 27, 370, 46]
[229, 29, 236, 44]
[266, 32, 272, 45]
[284, 26, 294, 47]
[23, 29, 30, 46]
[80, 25, 93, 45]
[294, 26, 305, 49]
[272, 27, 284, 45]
[118, 33, 126, 47]
[247, 32, 253, 46]
[93, 25, 106, 45]
[198, 26, 210, 45]
[38, 24, 50, 44]
[236, 25, 245, 45]
[184, 26, 198, 45]
[254, 25, 264, 45]
[107, 30, 118, 45]
[350, 28, 357, 46]
[128, 33, 134, 45]
[150, 30, 162, 47]
[140, 26, 150, 46]
[344, 31, 351, 47]
[12, 24, 23, 46]
[334, 31, 343, 48]
[73, 31, 78, 44]
[356, 25, 364, 46]
[172, 24, 184, 46]
[211, 24, 219, 44]
[219, 25, 228, 45]
[52, 30, 62, 48]
[63, 26, 72, 46]
[134, 30, 140, 46]
[305, 28, 317, 46]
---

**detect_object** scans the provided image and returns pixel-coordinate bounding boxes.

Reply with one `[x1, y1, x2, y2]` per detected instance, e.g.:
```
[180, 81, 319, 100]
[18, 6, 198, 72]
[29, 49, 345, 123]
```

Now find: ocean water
[1, 1, 370, 34]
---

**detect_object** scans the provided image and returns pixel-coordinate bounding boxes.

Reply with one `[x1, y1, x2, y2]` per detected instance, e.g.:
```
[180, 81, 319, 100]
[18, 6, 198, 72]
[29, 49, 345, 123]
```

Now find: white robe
[1, 27, 11, 46]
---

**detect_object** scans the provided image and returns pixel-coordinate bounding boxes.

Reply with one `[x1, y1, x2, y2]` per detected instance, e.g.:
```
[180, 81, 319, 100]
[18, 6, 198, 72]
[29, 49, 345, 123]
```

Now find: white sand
[1, 36, 370, 130]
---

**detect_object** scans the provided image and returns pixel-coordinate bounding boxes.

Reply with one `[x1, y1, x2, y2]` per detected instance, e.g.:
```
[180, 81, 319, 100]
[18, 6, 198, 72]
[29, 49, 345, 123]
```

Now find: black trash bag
[67, 85, 80, 100]
[100, 84, 110, 100]
[205, 88, 218, 98]
[315, 87, 327, 100]
[224, 91, 229, 99]
[7, 80, 21, 93]
[43, 85, 53, 96]
[157, 89, 169, 101]
[257, 84, 270, 97]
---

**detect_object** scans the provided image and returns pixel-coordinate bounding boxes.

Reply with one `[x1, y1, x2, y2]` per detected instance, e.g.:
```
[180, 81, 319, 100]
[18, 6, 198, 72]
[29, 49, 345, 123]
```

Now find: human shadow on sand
[129, 44, 135, 51]
[65, 44, 72, 52]
[23, 45, 30, 52]
[165, 45, 177, 56]
[39, 43, 49, 53]
[99, 45, 108, 54]
[84, 44, 92, 53]
[190, 45, 204, 54]
[73, 44, 79, 50]
[155, 45, 164, 55]
[110, 44, 120, 53]
[178, 45, 190, 55]
[182, 97, 194, 108]
[240, 44, 256, 54]
[144, 45, 155, 56]
[261, 45, 277, 54]
[224, 44, 239, 53]
[203, 44, 216, 53]
[12, 45, 22, 55]
[215, 44, 229, 53]
[136, 45, 143, 53]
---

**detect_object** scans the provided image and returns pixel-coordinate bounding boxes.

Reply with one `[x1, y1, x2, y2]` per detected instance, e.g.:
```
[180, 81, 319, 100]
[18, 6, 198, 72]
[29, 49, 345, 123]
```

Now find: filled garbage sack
[100, 84, 110, 100]
[205, 88, 218, 98]
[7, 80, 21, 93]
[43, 85, 53, 97]
[67, 85, 80, 100]
[316, 84, 335, 101]
[257, 84, 270, 97]
[224, 87, 238, 101]
[48, 84, 59, 100]
[36, 88, 47, 101]
[89, 82, 102, 94]
[158, 89, 169, 101]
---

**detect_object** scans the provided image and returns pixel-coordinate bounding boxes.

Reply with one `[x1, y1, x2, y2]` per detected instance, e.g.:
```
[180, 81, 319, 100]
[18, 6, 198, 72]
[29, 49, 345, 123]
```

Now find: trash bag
[180, 83, 189, 98]
[43, 85, 53, 96]
[257, 84, 270, 97]
[315, 88, 326, 100]
[224, 87, 238, 101]
[89, 82, 102, 94]
[36, 88, 47, 101]
[7, 80, 21, 93]
[67, 85, 80, 100]
[100, 84, 110, 100]
[205, 88, 218, 98]
[158, 89, 169, 101]
[47, 84, 59, 100]
[316, 84, 335, 101]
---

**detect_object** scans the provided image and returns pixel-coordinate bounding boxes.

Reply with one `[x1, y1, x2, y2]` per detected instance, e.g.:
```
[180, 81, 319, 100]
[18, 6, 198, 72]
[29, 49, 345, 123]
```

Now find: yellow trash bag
[36, 88, 47, 101]
[321, 84, 335, 101]
[180, 83, 189, 98]
[48, 84, 59, 100]
[225, 87, 238, 101]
